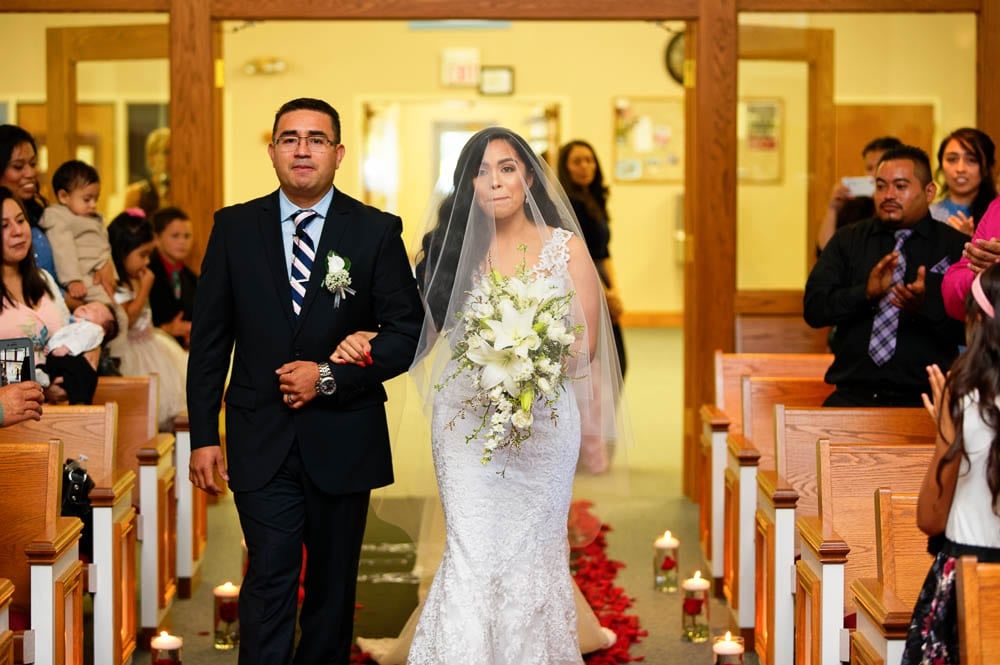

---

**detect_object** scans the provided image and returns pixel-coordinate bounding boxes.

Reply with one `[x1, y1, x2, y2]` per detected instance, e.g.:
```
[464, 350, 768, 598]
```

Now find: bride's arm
[566, 235, 603, 356]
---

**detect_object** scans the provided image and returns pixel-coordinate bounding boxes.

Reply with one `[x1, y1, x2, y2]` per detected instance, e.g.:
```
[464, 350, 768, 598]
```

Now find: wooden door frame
[8, 0, 998, 501]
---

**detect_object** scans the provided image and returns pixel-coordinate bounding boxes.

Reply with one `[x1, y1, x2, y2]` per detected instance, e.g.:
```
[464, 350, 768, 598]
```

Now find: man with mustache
[804, 145, 967, 407]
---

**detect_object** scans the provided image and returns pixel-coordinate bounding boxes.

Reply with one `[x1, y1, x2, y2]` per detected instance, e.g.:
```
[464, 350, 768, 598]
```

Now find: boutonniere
[323, 250, 356, 308]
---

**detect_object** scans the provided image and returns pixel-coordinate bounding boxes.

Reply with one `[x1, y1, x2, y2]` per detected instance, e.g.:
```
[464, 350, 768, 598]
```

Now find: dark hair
[99, 303, 120, 342]
[107, 210, 154, 288]
[557, 139, 610, 222]
[51, 159, 99, 195]
[272, 98, 341, 143]
[151, 206, 190, 234]
[0, 186, 53, 310]
[938, 262, 1000, 514]
[935, 127, 998, 225]
[862, 136, 904, 156]
[877, 145, 933, 186]
[414, 128, 563, 330]
[0, 125, 46, 225]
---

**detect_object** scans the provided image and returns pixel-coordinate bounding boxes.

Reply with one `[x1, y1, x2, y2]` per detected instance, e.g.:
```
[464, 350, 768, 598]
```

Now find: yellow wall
[0, 13, 979, 306]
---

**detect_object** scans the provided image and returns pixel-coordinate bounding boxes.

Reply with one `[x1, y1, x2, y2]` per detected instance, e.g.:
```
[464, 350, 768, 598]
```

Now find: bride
[332, 128, 626, 664]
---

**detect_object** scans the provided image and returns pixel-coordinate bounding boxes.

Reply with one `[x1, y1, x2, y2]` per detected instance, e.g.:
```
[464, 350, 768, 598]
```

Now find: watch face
[665, 32, 685, 86]
[319, 377, 336, 396]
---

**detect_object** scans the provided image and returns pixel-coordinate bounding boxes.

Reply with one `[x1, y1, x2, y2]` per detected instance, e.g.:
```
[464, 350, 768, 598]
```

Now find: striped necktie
[290, 209, 318, 317]
[868, 228, 913, 366]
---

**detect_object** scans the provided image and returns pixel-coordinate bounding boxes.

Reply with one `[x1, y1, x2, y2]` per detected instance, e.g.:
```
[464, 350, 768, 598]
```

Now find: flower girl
[107, 209, 188, 429]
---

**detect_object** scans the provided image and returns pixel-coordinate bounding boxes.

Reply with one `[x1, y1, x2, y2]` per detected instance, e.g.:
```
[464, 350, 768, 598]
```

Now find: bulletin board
[612, 97, 684, 183]
[738, 97, 784, 184]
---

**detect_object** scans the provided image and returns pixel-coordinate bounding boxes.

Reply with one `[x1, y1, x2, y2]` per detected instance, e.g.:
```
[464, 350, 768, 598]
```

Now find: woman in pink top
[0, 186, 72, 402]
[942, 196, 1000, 320]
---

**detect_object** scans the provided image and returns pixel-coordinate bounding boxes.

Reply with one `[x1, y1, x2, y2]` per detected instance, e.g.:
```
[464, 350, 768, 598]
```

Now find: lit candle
[713, 631, 745, 664]
[150, 631, 183, 665]
[654, 530, 680, 549]
[653, 530, 681, 592]
[681, 570, 711, 591]
[213, 582, 241, 650]
[681, 571, 711, 643]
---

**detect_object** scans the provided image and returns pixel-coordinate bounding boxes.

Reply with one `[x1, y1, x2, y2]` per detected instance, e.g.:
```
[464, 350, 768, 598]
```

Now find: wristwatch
[315, 361, 337, 396]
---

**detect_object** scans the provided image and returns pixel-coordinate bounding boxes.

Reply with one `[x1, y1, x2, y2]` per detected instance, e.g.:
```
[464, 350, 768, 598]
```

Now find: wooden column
[170, 0, 217, 272]
[683, 0, 738, 498]
[978, 0, 1000, 142]
[45, 28, 77, 183]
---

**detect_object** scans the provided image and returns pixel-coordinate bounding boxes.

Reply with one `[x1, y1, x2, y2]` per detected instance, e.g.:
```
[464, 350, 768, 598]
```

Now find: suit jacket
[148, 248, 198, 328]
[187, 188, 424, 494]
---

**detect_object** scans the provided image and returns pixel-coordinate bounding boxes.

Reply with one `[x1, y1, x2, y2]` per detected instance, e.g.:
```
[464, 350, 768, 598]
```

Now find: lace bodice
[408, 228, 583, 665]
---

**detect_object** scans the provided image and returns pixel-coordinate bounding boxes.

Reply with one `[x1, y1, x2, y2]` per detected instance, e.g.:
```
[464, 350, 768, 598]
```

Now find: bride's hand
[330, 331, 378, 366]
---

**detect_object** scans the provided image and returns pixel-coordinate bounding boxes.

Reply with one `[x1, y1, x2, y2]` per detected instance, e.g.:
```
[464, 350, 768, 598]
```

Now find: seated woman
[0, 186, 89, 404]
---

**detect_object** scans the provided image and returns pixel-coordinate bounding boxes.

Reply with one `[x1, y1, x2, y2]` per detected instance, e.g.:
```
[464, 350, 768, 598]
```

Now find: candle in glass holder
[653, 530, 680, 592]
[713, 631, 745, 664]
[213, 581, 241, 650]
[150, 631, 182, 665]
[680, 570, 711, 643]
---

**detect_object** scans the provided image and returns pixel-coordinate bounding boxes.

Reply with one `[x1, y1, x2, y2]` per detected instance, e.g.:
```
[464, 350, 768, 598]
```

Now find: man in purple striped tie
[804, 145, 966, 407]
[187, 98, 424, 665]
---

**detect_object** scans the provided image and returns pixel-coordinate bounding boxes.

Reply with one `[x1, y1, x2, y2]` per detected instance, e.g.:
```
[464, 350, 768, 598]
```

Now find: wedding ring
[285, 394, 293, 405]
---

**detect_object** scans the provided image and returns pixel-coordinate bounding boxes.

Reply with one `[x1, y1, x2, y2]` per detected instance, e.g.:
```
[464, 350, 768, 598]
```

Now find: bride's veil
[371, 127, 632, 603]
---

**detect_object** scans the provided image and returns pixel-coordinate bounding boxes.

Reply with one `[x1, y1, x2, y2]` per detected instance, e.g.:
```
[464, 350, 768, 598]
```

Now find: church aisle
[157, 327, 761, 663]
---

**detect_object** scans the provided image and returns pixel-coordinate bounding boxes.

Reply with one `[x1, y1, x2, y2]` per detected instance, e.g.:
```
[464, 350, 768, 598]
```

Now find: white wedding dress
[406, 229, 584, 665]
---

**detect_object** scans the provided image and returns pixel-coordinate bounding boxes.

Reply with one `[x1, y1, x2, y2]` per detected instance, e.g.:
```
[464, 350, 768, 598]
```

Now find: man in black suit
[187, 98, 423, 665]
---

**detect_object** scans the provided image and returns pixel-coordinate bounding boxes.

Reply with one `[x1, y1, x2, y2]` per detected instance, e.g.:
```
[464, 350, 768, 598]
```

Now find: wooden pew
[754, 407, 933, 665]
[0, 406, 138, 665]
[850, 490, 932, 665]
[1, 578, 13, 665]
[957, 555, 1000, 664]
[171, 412, 207, 599]
[796, 440, 933, 665]
[698, 351, 832, 587]
[92, 376, 177, 645]
[722, 376, 833, 646]
[0, 439, 84, 665]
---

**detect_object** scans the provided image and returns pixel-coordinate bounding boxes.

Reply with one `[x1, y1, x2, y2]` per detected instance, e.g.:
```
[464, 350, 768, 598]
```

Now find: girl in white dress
[107, 209, 188, 430]
[903, 265, 1000, 663]
[335, 129, 627, 664]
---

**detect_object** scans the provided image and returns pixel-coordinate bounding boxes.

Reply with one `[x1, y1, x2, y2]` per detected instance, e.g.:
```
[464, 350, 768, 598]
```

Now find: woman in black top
[557, 139, 626, 376]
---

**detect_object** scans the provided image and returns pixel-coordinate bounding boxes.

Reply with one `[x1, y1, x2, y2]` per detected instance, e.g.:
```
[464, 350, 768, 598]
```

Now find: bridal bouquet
[437, 245, 582, 466]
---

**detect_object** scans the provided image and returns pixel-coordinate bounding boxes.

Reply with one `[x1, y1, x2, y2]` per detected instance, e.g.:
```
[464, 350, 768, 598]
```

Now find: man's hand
[275, 361, 321, 409]
[889, 265, 926, 314]
[0, 381, 44, 426]
[828, 182, 852, 213]
[189, 445, 228, 496]
[963, 237, 1000, 273]
[866, 251, 900, 300]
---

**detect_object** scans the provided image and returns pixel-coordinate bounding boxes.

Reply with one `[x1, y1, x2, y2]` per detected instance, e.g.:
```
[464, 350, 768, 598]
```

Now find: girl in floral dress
[903, 264, 1000, 663]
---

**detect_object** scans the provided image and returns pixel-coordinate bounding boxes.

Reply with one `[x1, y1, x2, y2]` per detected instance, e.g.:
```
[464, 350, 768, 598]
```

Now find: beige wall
[0, 14, 978, 307]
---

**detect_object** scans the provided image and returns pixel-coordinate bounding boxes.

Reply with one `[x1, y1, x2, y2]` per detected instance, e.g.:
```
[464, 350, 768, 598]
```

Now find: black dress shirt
[803, 214, 967, 396]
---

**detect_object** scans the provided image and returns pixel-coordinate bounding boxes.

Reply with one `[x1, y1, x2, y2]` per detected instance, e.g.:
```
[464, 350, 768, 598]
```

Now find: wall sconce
[243, 58, 287, 76]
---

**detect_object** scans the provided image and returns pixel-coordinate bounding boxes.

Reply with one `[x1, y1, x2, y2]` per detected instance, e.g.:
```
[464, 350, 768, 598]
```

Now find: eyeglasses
[273, 134, 338, 153]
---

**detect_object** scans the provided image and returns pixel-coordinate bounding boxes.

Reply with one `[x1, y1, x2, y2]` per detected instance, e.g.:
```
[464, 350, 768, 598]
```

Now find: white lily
[484, 299, 541, 358]
[466, 344, 532, 394]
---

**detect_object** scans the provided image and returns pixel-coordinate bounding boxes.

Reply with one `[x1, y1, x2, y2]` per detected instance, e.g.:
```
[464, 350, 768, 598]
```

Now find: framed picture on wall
[612, 97, 684, 183]
[738, 97, 784, 183]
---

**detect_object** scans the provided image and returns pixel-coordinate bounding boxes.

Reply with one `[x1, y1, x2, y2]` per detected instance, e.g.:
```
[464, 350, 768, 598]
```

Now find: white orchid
[484, 299, 541, 358]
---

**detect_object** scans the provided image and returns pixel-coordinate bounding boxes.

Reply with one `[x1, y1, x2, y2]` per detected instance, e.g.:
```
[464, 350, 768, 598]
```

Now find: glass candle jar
[213, 582, 240, 650]
[713, 632, 745, 664]
[653, 530, 680, 592]
[681, 570, 711, 643]
[150, 631, 183, 664]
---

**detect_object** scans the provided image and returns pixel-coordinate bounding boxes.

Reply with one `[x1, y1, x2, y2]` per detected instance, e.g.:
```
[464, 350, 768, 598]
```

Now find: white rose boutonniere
[323, 250, 356, 308]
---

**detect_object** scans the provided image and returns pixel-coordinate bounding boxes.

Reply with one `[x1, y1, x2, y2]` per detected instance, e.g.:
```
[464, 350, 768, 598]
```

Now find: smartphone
[841, 176, 875, 198]
[0, 337, 35, 385]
